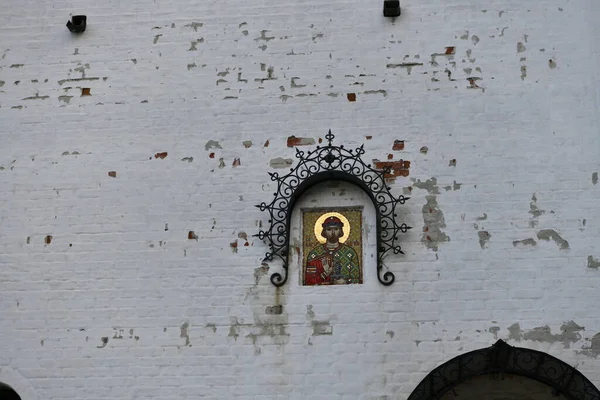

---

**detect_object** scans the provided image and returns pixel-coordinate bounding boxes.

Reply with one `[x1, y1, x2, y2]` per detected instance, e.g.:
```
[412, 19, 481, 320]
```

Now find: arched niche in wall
[288, 180, 377, 287]
[408, 339, 600, 400]
[255, 131, 411, 287]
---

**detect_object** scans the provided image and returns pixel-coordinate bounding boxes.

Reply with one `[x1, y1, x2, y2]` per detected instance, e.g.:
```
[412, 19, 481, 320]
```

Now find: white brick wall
[1, 0, 600, 398]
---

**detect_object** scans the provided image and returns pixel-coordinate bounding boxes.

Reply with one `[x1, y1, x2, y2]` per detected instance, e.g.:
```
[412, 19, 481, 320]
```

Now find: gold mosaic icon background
[302, 207, 363, 286]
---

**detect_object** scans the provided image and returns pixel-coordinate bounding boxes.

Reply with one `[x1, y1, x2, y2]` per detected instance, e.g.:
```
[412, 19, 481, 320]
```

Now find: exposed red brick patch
[45, 235, 52, 245]
[232, 158, 241, 167]
[108, 171, 116, 178]
[318, 137, 323, 144]
[392, 140, 405, 151]
[467, 77, 482, 90]
[387, 154, 393, 160]
[449, 159, 457, 167]
[244, 241, 250, 246]
[365, 136, 372, 140]
[373, 159, 411, 181]
[287, 136, 299, 147]
[347, 93, 356, 102]
[188, 231, 198, 240]
[209, 152, 215, 158]
[154, 152, 168, 159]
[287, 136, 315, 147]
[264, 140, 270, 147]
[445, 46, 455, 55]
[81, 88, 91, 96]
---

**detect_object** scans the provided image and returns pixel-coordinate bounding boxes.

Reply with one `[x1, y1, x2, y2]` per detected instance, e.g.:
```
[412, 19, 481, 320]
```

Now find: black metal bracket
[383, 0, 401, 17]
[255, 130, 411, 287]
[66, 15, 87, 33]
[408, 339, 600, 400]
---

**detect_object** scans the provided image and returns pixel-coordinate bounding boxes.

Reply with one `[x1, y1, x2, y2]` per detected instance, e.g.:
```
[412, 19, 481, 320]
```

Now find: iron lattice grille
[255, 130, 411, 287]
[408, 339, 600, 400]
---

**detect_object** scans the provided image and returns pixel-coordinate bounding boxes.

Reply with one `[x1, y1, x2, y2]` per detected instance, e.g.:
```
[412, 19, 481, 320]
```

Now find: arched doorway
[408, 339, 600, 400]
[0, 382, 21, 400]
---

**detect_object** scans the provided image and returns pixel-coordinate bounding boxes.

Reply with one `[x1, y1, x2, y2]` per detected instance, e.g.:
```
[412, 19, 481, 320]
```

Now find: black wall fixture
[66, 15, 87, 33]
[408, 339, 600, 400]
[383, 0, 401, 17]
[255, 130, 411, 287]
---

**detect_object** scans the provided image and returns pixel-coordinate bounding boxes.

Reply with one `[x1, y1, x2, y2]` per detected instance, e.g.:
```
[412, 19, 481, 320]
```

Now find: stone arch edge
[407, 339, 600, 400]
[0, 366, 39, 400]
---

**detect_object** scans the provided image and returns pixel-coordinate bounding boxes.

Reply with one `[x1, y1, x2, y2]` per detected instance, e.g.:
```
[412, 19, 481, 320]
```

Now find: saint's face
[323, 225, 342, 243]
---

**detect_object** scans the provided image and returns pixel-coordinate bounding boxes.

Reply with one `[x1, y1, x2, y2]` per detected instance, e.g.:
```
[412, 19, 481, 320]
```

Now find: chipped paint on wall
[529, 193, 545, 227]
[286, 136, 315, 147]
[513, 238, 537, 247]
[180, 322, 191, 346]
[412, 178, 450, 251]
[311, 321, 333, 336]
[508, 321, 584, 349]
[536, 229, 569, 250]
[373, 159, 410, 181]
[269, 157, 293, 169]
[588, 256, 600, 269]
[205, 140, 222, 151]
[579, 333, 600, 357]
[478, 231, 491, 249]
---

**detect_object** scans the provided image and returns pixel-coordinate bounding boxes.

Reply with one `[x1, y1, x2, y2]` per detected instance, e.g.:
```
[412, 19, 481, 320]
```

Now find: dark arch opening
[407, 339, 600, 400]
[289, 170, 385, 245]
[0, 382, 22, 400]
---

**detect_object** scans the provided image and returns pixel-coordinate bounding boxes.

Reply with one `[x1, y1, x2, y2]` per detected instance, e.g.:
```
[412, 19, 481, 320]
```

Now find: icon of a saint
[304, 214, 361, 285]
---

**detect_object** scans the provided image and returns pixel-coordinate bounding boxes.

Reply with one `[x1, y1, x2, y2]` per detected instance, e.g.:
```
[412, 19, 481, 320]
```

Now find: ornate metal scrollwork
[408, 339, 600, 400]
[255, 130, 412, 287]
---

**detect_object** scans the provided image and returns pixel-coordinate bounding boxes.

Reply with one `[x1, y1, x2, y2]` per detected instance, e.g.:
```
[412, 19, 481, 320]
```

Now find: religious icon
[302, 208, 363, 285]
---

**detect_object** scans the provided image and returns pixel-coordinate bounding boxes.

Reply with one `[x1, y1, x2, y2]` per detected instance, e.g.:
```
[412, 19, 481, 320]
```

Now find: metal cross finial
[325, 129, 335, 146]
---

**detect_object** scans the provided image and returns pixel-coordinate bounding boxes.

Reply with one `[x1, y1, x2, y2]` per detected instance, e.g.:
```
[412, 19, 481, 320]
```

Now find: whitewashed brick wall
[1, 0, 600, 398]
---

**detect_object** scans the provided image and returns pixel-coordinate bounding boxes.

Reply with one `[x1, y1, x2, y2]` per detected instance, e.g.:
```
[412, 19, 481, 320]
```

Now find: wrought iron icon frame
[408, 339, 600, 400]
[255, 130, 411, 287]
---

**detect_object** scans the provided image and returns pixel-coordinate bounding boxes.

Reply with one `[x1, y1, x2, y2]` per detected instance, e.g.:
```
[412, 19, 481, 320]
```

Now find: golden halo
[314, 212, 350, 244]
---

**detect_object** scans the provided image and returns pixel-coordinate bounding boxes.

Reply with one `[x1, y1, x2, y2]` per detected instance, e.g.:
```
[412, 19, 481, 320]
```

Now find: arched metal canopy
[408, 339, 600, 400]
[255, 130, 411, 287]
